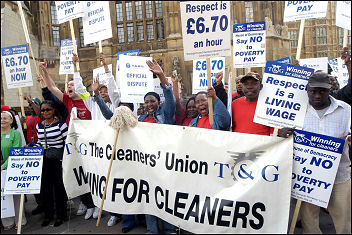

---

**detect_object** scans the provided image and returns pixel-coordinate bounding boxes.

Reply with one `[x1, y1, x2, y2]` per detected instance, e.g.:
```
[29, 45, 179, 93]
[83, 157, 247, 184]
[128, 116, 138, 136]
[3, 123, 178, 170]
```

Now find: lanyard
[29, 116, 38, 132]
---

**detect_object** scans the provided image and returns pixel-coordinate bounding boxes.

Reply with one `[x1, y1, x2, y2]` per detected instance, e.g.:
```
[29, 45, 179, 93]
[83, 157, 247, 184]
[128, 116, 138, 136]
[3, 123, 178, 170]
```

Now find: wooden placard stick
[206, 58, 214, 125]
[65, 74, 69, 93]
[69, 19, 80, 71]
[343, 29, 348, 48]
[99, 40, 103, 65]
[16, 194, 25, 234]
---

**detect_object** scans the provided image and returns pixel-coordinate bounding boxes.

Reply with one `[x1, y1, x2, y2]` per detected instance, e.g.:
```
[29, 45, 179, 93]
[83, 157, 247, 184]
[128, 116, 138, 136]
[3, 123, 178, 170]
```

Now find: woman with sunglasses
[35, 100, 68, 227]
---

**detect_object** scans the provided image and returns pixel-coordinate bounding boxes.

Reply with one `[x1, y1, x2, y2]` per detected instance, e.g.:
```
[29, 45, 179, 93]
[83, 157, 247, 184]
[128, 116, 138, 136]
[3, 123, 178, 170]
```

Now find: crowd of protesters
[1, 47, 351, 234]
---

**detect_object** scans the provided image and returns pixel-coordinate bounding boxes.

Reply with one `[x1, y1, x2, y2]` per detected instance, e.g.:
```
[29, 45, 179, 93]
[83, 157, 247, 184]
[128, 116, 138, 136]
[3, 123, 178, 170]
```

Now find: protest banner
[292, 130, 345, 208]
[192, 57, 225, 94]
[55, 1, 84, 24]
[253, 61, 314, 130]
[59, 38, 77, 75]
[336, 57, 349, 88]
[1, 170, 15, 219]
[4, 147, 44, 195]
[233, 21, 266, 68]
[82, 1, 112, 45]
[154, 77, 172, 104]
[335, 1, 351, 31]
[63, 120, 293, 233]
[118, 55, 154, 103]
[328, 58, 339, 77]
[283, 1, 328, 22]
[300, 57, 328, 73]
[275, 56, 292, 64]
[1, 45, 33, 89]
[92, 64, 113, 86]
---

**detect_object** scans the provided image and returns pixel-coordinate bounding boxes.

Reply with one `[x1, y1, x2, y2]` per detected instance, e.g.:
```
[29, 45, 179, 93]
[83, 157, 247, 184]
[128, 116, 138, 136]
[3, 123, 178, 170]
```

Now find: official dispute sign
[55, 1, 84, 24]
[335, 1, 351, 30]
[1, 170, 15, 218]
[119, 55, 154, 103]
[233, 21, 266, 68]
[192, 57, 225, 94]
[300, 57, 328, 73]
[4, 147, 44, 195]
[63, 120, 293, 233]
[180, 1, 231, 61]
[116, 49, 140, 88]
[1, 44, 33, 89]
[254, 61, 314, 129]
[283, 1, 328, 22]
[82, 1, 112, 45]
[292, 130, 345, 208]
[59, 38, 77, 75]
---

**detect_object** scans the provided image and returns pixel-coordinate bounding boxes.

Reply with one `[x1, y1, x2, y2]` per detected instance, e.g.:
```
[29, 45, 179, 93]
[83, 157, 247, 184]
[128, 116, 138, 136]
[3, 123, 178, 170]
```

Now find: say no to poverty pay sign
[59, 38, 77, 75]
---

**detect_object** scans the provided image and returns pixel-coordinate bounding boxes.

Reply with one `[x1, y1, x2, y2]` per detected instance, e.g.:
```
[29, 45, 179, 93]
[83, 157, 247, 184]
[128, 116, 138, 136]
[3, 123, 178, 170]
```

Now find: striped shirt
[303, 96, 351, 184]
[36, 120, 68, 149]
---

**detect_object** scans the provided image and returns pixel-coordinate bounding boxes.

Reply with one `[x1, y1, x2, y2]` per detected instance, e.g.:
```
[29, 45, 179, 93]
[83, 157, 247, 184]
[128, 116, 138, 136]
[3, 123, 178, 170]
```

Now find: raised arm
[39, 59, 64, 101]
[92, 77, 113, 119]
[146, 59, 170, 86]
[213, 71, 228, 108]
[171, 74, 184, 117]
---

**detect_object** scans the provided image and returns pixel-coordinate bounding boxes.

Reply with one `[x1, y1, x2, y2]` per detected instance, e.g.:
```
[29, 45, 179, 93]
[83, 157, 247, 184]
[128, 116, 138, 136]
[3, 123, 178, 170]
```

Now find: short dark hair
[144, 92, 160, 103]
[185, 96, 196, 109]
[119, 102, 134, 112]
[195, 91, 207, 100]
[40, 100, 62, 120]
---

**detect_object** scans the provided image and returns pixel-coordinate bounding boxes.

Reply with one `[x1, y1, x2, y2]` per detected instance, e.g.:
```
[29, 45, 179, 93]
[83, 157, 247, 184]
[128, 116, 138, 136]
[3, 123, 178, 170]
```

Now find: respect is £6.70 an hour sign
[180, 1, 231, 61]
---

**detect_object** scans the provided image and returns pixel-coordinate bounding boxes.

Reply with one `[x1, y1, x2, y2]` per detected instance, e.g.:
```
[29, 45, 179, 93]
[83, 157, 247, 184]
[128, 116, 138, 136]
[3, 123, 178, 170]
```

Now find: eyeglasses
[41, 108, 53, 112]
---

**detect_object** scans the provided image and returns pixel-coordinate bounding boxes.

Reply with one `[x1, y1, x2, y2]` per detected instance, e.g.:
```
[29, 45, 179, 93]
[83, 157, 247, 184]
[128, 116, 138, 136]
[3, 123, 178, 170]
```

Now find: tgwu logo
[268, 64, 284, 74]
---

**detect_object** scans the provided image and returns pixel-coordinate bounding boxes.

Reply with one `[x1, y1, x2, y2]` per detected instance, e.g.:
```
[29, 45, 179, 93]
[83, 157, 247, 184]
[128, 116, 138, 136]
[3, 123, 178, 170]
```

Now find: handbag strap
[43, 121, 48, 149]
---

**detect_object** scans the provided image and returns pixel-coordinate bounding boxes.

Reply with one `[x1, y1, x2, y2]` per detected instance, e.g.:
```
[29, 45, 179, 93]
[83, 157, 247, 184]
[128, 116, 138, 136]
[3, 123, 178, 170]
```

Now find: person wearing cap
[232, 75, 244, 101]
[231, 72, 273, 135]
[21, 96, 42, 146]
[279, 71, 351, 234]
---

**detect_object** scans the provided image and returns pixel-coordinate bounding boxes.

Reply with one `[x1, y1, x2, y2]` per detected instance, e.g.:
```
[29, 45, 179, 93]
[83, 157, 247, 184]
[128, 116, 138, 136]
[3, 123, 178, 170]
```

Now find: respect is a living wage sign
[180, 1, 231, 61]
[283, 1, 328, 22]
[233, 21, 266, 68]
[1, 44, 33, 89]
[253, 61, 314, 129]
[292, 130, 345, 208]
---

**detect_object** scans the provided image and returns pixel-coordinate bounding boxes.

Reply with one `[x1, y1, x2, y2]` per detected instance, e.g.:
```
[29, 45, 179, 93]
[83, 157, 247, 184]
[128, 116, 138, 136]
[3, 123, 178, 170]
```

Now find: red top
[196, 116, 213, 130]
[63, 93, 92, 124]
[231, 97, 273, 136]
[26, 115, 41, 143]
[143, 116, 157, 123]
[175, 109, 193, 126]
[232, 92, 240, 98]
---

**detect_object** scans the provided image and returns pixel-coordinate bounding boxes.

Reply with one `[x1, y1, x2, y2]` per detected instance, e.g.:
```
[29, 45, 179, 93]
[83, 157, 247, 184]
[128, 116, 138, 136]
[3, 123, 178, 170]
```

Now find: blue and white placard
[275, 57, 292, 64]
[328, 58, 339, 77]
[1, 44, 33, 89]
[233, 21, 266, 68]
[254, 61, 314, 129]
[292, 130, 345, 208]
[4, 147, 44, 195]
[116, 50, 140, 89]
[119, 55, 154, 103]
[335, 1, 351, 30]
[300, 57, 328, 73]
[192, 57, 225, 94]
[93, 64, 113, 86]
[55, 1, 84, 24]
[336, 57, 349, 88]
[1, 170, 15, 218]
[180, 1, 231, 61]
[82, 1, 112, 45]
[59, 38, 77, 75]
[283, 1, 328, 22]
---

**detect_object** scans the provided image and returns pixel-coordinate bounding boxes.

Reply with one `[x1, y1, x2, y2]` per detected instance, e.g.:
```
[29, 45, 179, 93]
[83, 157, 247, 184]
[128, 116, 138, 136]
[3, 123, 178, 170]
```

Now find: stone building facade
[1, 1, 350, 109]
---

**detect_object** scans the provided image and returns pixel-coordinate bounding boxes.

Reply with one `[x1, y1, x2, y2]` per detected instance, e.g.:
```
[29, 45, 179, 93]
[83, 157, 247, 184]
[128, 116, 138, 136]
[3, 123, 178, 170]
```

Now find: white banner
[93, 64, 113, 86]
[336, 58, 349, 88]
[1, 44, 33, 89]
[284, 1, 328, 22]
[300, 57, 328, 73]
[63, 120, 293, 233]
[82, 1, 112, 45]
[192, 57, 225, 94]
[254, 61, 314, 129]
[292, 130, 345, 208]
[55, 1, 84, 24]
[119, 55, 154, 103]
[336, 1, 351, 30]
[180, 1, 231, 61]
[154, 77, 172, 104]
[4, 147, 44, 195]
[1, 171, 15, 218]
[233, 22, 266, 68]
[59, 38, 76, 75]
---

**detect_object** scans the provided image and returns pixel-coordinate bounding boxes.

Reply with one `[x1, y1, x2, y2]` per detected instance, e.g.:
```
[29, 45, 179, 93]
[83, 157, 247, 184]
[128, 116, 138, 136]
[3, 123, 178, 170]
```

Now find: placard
[116, 49, 140, 88]
[180, 1, 231, 61]
[1, 170, 15, 218]
[59, 38, 77, 75]
[275, 57, 292, 64]
[283, 1, 328, 22]
[336, 58, 349, 88]
[233, 21, 266, 68]
[300, 57, 328, 73]
[55, 1, 84, 24]
[92, 64, 113, 86]
[328, 58, 339, 77]
[1, 44, 33, 89]
[335, 1, 351, 30]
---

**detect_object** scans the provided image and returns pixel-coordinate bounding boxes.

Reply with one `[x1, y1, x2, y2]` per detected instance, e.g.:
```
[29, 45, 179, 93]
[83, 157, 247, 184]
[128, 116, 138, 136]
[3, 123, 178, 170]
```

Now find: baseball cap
[31, 97, 41, 105]
[308, 72, 331, 89]
[235, 75, 244, 82]
[1, 105, 10, 112]
[240, 72, 261, 83]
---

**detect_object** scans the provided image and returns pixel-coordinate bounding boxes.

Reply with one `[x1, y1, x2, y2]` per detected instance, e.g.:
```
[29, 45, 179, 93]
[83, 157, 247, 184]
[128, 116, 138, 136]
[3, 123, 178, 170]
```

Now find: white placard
[63, 120, 293, 233]
[300, 57, 328, 73]
[254, 61, 315, 129]
[336, 57, 349, 88]
[4, 147, 44, 195]
[283, 1, 328, 22]
[82, 1, 112, 45]
[154, 77, 172, 104]
[92, 64, 113, 86]
[192, 57, 225, 94]
[1, 44, 33, 89]
[119, 55, 154, 103]
[1, 170, 15, 218]
[336, 1, 351, 30]
[180, 1, 231, 61]
[116, 50, 140, 89]
[59, 38, 77, 75]
[233, 21, 266, 68]
[328, 58, 339, 77]
[55, 1, 84, 24]
[292, 130, 345, 208]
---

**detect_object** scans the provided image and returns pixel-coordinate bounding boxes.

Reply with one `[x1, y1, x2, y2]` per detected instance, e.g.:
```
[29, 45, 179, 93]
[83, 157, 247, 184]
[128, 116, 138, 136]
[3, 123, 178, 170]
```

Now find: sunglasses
[41, 108, 53, 112]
